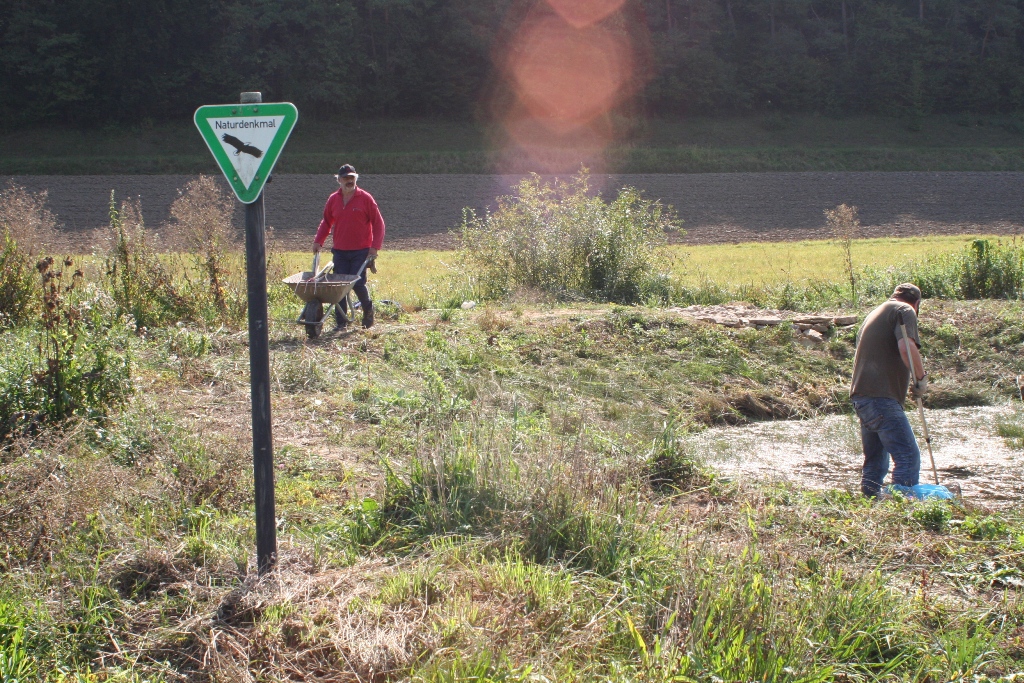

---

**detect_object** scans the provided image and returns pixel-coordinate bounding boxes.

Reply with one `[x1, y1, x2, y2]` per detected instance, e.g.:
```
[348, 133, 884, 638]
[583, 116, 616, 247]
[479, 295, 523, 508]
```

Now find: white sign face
[207, 115, 286, 189]
[195, 103, 298, 203]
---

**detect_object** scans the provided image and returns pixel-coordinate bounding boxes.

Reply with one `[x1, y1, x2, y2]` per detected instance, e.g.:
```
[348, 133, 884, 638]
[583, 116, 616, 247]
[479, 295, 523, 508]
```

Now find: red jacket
[314, 187, 385, 251]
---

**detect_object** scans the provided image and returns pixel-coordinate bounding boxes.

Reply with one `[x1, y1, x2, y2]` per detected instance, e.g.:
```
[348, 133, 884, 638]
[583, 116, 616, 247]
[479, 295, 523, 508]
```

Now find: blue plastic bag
[888, 483, 955, 500]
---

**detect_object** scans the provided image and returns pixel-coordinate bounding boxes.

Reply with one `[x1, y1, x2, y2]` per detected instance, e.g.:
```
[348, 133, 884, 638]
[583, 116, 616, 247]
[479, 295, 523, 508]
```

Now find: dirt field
[7, 172, 1023, 250]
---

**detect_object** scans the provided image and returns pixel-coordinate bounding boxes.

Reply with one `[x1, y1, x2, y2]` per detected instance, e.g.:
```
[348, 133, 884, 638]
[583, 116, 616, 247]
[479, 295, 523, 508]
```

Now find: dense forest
[1, 0, 1022, 127]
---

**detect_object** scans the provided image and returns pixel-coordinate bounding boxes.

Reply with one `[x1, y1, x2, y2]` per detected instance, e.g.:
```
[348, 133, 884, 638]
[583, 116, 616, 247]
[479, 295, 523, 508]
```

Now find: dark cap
[891, 282, 922, 304]
[336, 164, 357, 177]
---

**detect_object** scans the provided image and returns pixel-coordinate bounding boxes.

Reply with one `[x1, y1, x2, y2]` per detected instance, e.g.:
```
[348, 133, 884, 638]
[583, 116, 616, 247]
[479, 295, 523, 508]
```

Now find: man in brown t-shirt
[850, 283, 929, 497]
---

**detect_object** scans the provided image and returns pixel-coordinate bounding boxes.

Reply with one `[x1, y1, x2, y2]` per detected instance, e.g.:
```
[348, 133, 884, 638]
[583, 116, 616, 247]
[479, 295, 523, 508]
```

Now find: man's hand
[910, 374, 929, 400]
[368, 248, 378, 258]
[313, 242, 322, 254]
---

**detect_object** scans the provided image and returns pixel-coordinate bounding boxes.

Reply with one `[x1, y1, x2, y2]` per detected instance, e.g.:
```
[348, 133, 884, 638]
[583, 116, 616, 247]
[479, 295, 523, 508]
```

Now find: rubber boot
[362, 301, 374, 328]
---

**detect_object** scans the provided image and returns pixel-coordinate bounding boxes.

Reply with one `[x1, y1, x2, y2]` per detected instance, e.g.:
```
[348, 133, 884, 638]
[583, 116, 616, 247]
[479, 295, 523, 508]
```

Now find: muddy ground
[694, 404, 1024, 508]
[7, 172, 1024, 251]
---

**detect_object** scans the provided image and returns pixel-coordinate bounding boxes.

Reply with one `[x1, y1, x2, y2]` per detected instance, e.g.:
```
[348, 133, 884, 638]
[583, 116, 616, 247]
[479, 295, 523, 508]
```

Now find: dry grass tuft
[476, 307, 514, 333]
[168, 175, 240, 318]
[0, 421, 127, 566]
[825, 203, 861, 305]
[155, 556, 438, 682]
[0, 181, 59, 251]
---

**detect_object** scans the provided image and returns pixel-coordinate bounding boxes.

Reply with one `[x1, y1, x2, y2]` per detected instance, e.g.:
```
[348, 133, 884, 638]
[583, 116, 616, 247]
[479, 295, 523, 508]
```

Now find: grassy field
[273, 235, 1013, 307]
[669, 234, 1018, 287]
[3, 293, 1024, 680]
[3, 115, 1024, 174]
[4, 206, 1024, 679]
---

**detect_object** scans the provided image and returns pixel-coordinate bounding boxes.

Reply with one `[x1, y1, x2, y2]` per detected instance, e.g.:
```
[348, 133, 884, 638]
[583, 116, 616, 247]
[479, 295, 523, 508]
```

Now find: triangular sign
[194, 102, 298, 204]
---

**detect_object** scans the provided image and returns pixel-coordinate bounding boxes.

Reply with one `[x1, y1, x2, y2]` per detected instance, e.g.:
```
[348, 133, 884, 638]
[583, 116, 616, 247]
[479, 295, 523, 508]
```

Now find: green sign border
[194, 102, 298, 204]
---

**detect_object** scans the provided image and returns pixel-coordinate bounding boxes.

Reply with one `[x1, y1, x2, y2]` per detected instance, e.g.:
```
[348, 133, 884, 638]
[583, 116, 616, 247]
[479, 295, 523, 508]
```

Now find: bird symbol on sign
[221, 134, 263, 158]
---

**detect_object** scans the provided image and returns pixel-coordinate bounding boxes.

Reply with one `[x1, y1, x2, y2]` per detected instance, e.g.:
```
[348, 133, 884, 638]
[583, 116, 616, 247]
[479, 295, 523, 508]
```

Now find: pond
[689, 403, 1024, 507]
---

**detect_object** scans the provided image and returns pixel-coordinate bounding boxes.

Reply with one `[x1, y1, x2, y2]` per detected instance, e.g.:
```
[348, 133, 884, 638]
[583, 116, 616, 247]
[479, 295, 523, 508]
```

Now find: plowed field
[7, 171, 1023, 250]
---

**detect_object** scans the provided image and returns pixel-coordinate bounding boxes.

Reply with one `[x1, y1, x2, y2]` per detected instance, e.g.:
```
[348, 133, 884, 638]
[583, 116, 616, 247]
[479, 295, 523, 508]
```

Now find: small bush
[105, 192, 190, 329]
[646, 425, 707, 493]
[825, 203, 860, 305]
[912, 499, 952, 532]
[167, 175, 246, 324]
[0, 232, 35, 328]
[459, 170, 682, 303]
[0, 182, 57, 250]
[0, 184, 58, 328]
[1, 260, 134, 439]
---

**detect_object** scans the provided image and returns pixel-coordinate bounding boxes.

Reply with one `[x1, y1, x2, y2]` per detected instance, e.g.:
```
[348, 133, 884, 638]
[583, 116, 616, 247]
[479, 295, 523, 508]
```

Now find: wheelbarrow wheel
[303, 300, 324, 339]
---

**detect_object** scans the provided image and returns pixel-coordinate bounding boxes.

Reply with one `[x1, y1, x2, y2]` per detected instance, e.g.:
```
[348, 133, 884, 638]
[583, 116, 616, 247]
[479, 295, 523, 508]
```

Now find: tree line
[1, 0, 1021, 127]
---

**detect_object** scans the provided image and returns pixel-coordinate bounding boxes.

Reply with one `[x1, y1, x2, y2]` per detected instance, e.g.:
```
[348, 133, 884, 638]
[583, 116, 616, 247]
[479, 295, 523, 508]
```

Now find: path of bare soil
[7, 172, 1024, 251]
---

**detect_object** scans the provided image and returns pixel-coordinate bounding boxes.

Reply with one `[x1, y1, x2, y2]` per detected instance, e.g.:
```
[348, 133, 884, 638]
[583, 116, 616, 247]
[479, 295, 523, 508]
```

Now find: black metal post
[241, 91, 276, 575]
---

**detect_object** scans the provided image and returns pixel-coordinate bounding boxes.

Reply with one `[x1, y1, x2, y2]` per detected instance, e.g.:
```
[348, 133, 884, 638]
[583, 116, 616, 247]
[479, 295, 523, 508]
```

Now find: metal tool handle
[307, 251, 334, 283]
[899, 311, 939, 485]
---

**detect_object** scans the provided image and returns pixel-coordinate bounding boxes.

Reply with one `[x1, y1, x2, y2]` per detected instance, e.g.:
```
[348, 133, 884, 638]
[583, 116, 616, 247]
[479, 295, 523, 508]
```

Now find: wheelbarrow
[282, 253, 373, 339]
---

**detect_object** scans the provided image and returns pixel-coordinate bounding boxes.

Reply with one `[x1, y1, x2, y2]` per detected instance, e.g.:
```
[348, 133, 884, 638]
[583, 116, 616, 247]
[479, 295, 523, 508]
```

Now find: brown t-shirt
[851, 299, 920, 401]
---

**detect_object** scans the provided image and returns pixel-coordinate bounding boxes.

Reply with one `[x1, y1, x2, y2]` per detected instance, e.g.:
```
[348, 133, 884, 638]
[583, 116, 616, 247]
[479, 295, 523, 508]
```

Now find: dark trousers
[332, 248, 372, 313]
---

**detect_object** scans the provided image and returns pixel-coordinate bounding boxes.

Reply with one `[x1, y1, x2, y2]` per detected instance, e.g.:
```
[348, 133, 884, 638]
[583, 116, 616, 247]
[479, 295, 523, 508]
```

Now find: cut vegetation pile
[2, 180, 1024, 680]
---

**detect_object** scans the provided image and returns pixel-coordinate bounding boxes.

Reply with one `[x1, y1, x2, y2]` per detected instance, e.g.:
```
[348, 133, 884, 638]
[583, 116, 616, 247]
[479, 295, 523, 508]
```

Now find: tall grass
[459, 171, 682, 303]
[106, 183, 250, 329]
[862, 238, 1024, 301]
[0, 264, 134, 440]
[371, 412, 663, 577]
[666, 237, 1024, 310]
[0, 183, 57, 328]
[168, 175, 247, 322]
[105, 192, 190, 329]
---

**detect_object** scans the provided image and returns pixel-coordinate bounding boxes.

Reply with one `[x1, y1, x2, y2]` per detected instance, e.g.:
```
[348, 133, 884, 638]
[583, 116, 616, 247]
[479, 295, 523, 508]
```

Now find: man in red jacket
[312, 164, 385, 328]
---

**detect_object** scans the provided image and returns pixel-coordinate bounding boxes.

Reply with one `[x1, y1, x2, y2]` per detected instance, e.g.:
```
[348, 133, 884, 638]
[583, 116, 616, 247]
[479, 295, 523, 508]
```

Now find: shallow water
[689, 404, 1024, 507]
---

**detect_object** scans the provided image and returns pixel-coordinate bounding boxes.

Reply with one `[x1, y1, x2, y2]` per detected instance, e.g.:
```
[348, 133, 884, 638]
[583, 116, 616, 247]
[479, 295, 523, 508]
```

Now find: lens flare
[501, 112, 614, 173]
[509, 17, 631, 129]
[543, 0, 627, 28]
[488, 3, 649, 173]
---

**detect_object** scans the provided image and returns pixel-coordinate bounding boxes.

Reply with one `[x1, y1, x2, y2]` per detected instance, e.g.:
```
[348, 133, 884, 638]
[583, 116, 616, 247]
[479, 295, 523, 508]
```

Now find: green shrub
[0, 183, 57, 328]
[0, 263, 134, 439]
[105, 192, 190, 329]
[912, 499, 952, 532]
[458, 170, 682, 303]
[0, 232, 34, 328]
[862, 239, 1024, 301]
[960, 515, 1008, 540]
[645, 424, 708, 493]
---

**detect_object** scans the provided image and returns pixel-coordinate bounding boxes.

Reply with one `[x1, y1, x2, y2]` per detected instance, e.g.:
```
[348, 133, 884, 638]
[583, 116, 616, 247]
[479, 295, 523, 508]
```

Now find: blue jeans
[332, 248, 372, 314]
[852, 396, 921, 496]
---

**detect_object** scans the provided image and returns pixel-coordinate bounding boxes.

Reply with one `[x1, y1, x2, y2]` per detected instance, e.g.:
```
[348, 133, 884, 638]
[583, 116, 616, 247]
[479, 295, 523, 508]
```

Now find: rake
[898, 310, 940, 485]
